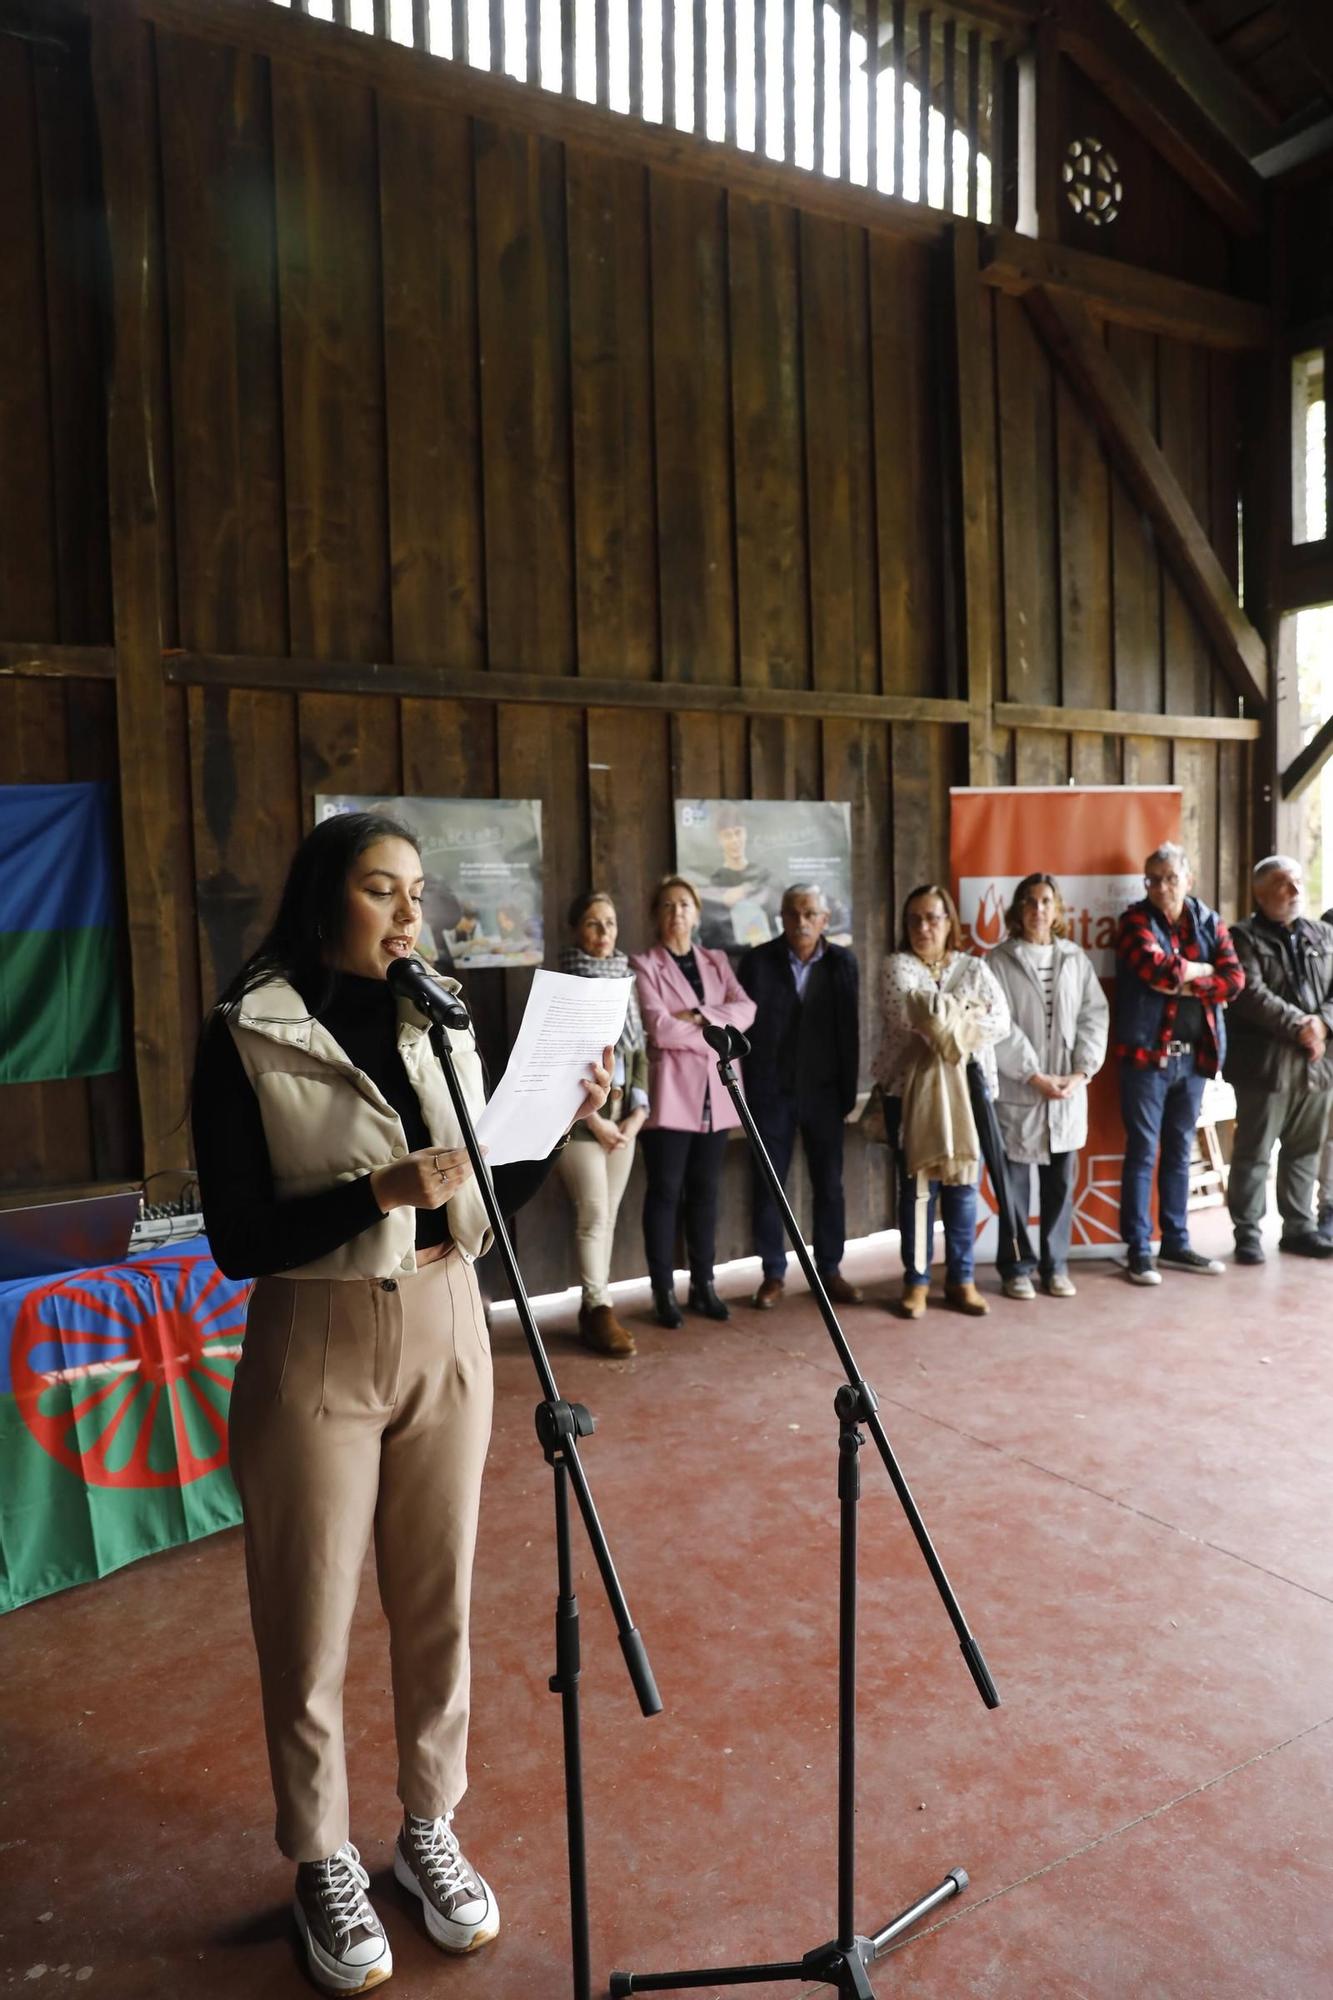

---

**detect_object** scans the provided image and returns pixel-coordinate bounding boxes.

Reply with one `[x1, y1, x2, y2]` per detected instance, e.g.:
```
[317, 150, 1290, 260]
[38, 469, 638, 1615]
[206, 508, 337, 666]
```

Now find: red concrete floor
[3, 1206, 1332, 1999]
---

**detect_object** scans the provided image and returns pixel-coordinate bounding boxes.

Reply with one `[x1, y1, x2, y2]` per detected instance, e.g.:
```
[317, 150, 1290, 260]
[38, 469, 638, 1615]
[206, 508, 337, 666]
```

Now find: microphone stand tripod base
[609, 1863, 970, 1997]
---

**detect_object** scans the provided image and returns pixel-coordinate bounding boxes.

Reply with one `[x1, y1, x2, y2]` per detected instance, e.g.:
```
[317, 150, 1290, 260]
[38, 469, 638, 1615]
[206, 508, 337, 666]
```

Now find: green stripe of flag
[0, 925, 122, 1083]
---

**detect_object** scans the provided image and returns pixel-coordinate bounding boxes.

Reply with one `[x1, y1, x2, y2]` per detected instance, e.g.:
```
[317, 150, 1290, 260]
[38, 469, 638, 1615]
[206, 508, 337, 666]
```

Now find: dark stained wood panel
[800, 215, 878, 697]
[379, 96, 485, 671]
[650, 174, 737, 686]
[1158, 336, 1214, 718]
[670, 710, 749, 801]
[889, 720, 954, 912]
[870, 236, 941, 699]
[188, 684, 302, 1006]
[729, 194, 808, 693]
[298, 691, 401, 813]
[272, 59, 390, 662]
[566, 148, 658, 680]
[400, 698, 498, 799]
[474, 121, 576, 675]
[1107, 324, 1164, 715]
[1055, 371, 1112, 711]
[996, 293, 1059, 705]
[586, 707, 673, 957]
[156, 30, 288, 656]
[0, 36, 59, 643]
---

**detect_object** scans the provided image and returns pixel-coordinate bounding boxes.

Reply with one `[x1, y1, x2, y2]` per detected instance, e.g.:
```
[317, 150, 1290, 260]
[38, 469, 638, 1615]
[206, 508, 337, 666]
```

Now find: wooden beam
[1016, 16, 1060, 239]
[90, 0, 189, 1177]
[1287, 0, 1333, 104]
[996, 702, 1260, 742]
[1054, 0, 1265, 237]
[1024, 287, 1270, 712]
[0, 641, 117, 679]
[980, 228, 1271, 350]
[1281, 549, 1333, 615]
[135, 0, 950, 246]
[163, 650, 971, 726]
[1101, 0, 1275, 163]
[952, 221, 998, 782]
[1281, 712, 1333, 803]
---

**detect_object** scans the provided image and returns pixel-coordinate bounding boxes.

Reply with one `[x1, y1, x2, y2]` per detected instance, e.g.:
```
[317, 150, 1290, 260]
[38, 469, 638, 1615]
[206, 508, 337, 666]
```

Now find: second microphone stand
[394, 966, 662, 2000]
[610, 1024, 1001, 1998]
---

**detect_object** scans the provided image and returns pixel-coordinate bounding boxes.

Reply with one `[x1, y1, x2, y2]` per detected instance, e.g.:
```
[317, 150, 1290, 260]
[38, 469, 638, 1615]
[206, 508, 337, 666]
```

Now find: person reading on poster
[1114, 842, 1243, 1285]
[556, 890, 651, 1356]
[191, 811, 611, 1996]
[1224, 857, 1333, 1263]
[699, 807, 777, 951]
[987, 873, 1108, 1301]
[632, 874, 757, 1327]
[872, 884, 1009, 1320]
[738, 884, 863, 1311]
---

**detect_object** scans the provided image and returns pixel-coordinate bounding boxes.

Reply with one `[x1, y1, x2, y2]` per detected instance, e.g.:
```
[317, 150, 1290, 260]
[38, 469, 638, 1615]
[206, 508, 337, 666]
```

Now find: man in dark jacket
[1225, 856, 1333, 1263]
[738, 884, 861, 1309]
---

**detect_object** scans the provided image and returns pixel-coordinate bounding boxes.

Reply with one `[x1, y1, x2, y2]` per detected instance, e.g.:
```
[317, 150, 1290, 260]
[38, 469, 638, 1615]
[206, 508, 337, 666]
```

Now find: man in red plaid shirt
[1114, 843, 1244, 1284]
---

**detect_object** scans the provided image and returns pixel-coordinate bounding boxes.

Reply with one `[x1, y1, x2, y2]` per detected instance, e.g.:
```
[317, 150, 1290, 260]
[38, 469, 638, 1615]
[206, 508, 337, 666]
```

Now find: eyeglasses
[1144, 873, 1183, 889]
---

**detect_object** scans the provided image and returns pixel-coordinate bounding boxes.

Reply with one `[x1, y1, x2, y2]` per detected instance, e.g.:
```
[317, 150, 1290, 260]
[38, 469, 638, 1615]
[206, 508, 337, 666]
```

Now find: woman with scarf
[557, 891, 650, 1355]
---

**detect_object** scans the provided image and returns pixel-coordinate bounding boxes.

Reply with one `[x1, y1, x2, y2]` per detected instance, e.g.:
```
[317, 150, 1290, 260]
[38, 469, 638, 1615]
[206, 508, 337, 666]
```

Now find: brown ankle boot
[945, 1281, 989, 1316]
[579, 1302, 636, 1356]
[899, 1284, 929, 1320]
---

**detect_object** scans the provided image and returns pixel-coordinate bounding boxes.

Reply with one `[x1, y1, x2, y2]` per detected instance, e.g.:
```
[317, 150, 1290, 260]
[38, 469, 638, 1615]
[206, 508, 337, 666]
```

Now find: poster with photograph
[674, 800, 853, 954]
[315, 795, 544, 970]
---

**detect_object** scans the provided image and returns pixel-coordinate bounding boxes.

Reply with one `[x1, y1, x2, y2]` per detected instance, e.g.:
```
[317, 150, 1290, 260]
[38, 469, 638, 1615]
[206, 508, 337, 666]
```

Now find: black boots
[687, 1281, 730, 1322]
[651, 1285, 684, 1329]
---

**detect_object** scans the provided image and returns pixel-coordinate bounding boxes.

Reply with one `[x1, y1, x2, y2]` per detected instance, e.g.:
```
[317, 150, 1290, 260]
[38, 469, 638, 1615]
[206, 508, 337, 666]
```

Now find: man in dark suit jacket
[738, 884, 862, 1309]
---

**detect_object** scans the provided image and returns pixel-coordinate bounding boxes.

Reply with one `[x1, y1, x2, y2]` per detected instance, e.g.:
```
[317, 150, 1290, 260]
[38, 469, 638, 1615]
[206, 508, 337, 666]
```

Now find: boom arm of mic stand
[431, 1028, 662, 1720]
[707, 1040, 1000, 1713]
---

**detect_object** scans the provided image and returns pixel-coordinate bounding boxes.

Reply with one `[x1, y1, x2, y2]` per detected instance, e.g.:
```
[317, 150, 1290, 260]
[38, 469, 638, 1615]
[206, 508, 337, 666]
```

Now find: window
[1292, 346, 1328, 548]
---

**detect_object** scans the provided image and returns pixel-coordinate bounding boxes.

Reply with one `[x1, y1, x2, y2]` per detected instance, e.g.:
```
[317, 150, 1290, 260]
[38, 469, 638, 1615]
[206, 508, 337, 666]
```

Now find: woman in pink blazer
[631, 875, 758, 1327]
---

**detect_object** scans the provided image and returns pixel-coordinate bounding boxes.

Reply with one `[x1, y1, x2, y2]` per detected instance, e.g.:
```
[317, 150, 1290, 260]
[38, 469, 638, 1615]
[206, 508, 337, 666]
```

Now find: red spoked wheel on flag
[10, 1252, 252, 1490]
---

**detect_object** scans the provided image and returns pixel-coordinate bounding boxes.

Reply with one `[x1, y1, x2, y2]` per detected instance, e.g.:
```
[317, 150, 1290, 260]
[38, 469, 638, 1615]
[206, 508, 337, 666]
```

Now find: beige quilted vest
[227, 968, 491, 1278]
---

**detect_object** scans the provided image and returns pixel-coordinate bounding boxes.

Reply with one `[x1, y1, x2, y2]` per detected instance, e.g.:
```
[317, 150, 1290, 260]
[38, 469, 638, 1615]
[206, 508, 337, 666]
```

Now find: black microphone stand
[610, 1024, 1000, 1998]
[389, 964, 661, 2000]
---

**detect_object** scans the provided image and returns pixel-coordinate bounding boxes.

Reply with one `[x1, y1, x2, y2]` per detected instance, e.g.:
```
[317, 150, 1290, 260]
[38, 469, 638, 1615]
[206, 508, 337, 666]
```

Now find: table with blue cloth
[0, 1236, 252, 1613]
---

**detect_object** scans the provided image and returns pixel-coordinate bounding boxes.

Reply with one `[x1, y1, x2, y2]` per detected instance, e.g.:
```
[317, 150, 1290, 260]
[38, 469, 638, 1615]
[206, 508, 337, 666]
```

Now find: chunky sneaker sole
[1124, 1262, 1162, 1286]
[293, 1895, 392, 1995]
[393, 1845, 499, 1954]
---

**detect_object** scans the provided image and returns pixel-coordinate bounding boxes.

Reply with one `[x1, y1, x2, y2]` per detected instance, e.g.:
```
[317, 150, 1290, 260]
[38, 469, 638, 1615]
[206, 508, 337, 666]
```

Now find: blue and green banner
[0, 1239, 251, 1614]
[0, 781, 123, 1083]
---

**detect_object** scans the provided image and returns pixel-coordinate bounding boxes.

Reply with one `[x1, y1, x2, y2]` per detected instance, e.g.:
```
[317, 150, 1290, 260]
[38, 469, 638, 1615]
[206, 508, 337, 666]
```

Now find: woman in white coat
[988, 873, 1109, 1301]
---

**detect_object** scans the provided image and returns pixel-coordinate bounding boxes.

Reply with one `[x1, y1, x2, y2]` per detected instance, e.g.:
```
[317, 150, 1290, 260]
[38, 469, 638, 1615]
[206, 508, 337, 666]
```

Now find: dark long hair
[1004, 872, 1069, 940]
[213, 811, 422, 1017]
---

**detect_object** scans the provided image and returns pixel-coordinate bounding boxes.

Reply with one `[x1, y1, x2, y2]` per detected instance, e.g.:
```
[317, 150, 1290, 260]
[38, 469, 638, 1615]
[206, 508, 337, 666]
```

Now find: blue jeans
[895, 1159, 978, 1286]
[1118, 1055, 1206, 1259]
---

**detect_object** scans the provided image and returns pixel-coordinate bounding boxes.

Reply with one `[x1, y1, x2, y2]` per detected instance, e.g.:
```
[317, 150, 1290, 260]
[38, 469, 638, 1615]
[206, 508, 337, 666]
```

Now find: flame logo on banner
[973, 884, 1005, 950]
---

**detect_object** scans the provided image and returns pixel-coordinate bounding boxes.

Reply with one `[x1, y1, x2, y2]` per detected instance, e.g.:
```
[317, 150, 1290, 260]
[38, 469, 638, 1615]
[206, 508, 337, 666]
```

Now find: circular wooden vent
[1063, 138, 1123, 227]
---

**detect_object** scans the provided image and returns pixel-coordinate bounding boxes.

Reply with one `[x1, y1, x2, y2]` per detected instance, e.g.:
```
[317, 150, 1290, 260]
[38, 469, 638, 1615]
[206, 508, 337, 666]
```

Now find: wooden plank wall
[0, 2, 1258, 1292]
[0, 11, 139, 1190]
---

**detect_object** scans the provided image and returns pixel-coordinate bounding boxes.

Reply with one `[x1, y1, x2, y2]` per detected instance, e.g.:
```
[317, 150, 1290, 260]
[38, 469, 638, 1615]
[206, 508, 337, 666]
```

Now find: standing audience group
[555, 841, 1333, 1343]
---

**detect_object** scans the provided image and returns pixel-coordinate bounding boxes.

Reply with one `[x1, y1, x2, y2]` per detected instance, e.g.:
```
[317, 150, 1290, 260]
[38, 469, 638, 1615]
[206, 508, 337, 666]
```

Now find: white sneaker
[293, 1844, 392, 1994]
[1043, 1273, 1077, 1298]
[1125, 1257, 1162, 1286]
[395, 1812, 499, 1954]
[1001, 1274, 1037, 1300]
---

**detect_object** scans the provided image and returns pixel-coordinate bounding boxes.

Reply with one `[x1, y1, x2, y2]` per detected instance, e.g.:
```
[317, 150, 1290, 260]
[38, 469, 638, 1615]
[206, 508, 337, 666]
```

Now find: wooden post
[952, 219, 997, 783]
[89, 0, 190, 1178]
[1017, 15, 1058, 239]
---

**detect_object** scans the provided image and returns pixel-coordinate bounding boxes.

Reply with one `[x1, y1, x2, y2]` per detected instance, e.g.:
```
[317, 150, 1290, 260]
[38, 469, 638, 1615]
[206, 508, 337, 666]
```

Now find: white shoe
[293, 1844, 392, 1994]
[1043, 1273, 1077, 1298]
[1125, 1257, 1162, 1286]
[1001, 1275, 1036, 1300]
[395, 1812, 499, 1954]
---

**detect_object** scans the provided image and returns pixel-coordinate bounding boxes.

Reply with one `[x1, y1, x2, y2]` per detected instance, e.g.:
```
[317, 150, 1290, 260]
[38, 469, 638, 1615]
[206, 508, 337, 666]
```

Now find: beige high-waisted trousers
[229, 1249, 493, 1862]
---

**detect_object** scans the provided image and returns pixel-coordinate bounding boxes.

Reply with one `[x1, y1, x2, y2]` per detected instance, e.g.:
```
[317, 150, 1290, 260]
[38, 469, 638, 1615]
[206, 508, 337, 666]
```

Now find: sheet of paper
[475, 969, 633, 1166]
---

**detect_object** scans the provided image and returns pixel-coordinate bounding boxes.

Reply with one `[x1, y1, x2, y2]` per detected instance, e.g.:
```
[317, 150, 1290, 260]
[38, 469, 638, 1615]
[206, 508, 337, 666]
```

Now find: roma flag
[0, 782, 123, 1083]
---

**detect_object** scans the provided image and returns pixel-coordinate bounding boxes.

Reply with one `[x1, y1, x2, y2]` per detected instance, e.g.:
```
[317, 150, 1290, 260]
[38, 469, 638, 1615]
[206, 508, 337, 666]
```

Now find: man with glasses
[1114, 844, 1245, 1284]
[1224, 857, 1333, 1263]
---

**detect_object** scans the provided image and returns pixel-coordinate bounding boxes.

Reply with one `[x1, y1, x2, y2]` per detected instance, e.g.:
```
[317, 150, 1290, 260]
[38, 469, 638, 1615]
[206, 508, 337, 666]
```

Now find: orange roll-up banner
[951, 786, 1182, 1260]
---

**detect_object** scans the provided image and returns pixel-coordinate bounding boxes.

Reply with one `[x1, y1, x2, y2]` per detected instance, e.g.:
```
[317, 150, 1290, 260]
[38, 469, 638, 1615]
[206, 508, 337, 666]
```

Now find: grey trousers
[1320, 1101, 1333, 1212]
[997, 1149, 1078, 1280]
[1227, 1077, 1333, 1240]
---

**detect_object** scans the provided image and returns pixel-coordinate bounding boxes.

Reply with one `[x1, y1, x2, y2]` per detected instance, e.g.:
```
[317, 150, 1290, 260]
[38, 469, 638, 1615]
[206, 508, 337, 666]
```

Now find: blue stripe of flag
[0, 783, 116, 936]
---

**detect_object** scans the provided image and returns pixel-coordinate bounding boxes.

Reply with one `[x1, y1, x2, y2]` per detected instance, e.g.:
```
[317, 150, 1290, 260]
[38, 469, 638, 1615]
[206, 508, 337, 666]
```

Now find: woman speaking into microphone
[191, 811, 610, 1996]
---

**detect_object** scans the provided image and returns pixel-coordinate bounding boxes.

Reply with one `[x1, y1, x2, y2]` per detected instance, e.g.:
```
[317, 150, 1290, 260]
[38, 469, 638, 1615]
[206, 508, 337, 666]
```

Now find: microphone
[386, 956, 471, 1032]
[700, 1018, 751, 1062]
